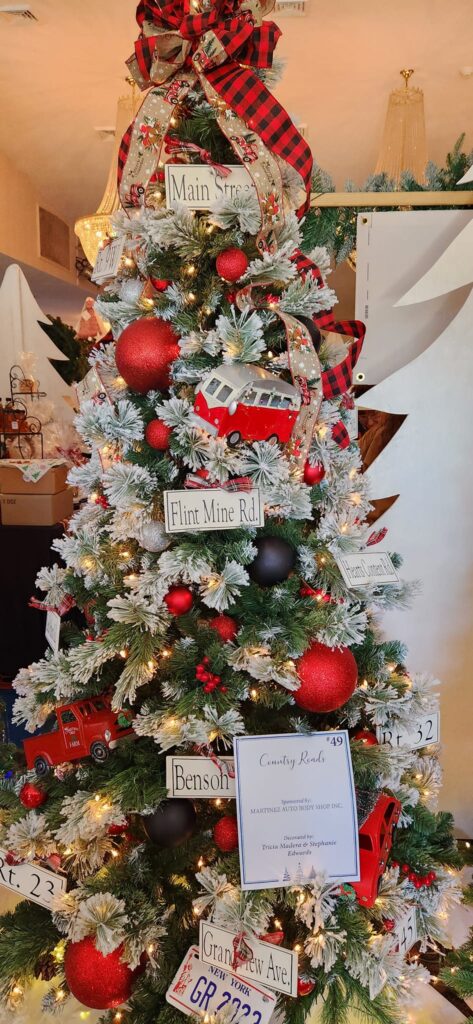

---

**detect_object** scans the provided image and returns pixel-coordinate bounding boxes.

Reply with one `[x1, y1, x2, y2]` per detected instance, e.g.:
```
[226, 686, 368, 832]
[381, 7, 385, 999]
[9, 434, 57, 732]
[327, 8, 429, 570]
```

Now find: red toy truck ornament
[23, 696, 133, 776]
[192, 363, 301, 448]
[352, 793, 401, 907]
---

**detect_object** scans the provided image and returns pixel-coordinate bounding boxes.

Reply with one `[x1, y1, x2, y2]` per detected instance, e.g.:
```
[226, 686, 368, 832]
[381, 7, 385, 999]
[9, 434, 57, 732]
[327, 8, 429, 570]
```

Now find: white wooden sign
[0, 849, 67, 909]
[75, 367, 111, 409]
[166, 756, 235, 798]
[45, 610, 60, 653]
[166, 946, 277, 1023]
[376, 710, 440, 750]
[165, 163, 256, 210]
[394, 906, 418, 954]
[164, 489, 264, 533]
[336, 552, 399, 588]
[91, 237, 125, 283]
[200, 921, 298, 998]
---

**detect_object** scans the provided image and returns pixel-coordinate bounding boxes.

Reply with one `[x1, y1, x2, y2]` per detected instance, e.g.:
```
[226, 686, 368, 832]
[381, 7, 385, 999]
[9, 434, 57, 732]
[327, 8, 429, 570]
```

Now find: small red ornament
[260, 931, 285, 946]
[216, 248, 249, 283]
[5, 851, 23, 866]
[383, 919, 395, 932]
[303, 461, 325, 486]
[164, 585, 194, 616]
[213, 815, 239, 852]
[19, 782, 47, 809]
[64, 937, 143, 1010]
[145, 418, 172, 450]
[209, 615, 239, 643]
[297, 978, 316, 997]
[45, 853, 62, 872]
[354, 730, 378, 746]
[294, 641, 358, 713]
[150, 278, 170, 292]
[115, 318, 180, 394]
[107, 820, 129, 837]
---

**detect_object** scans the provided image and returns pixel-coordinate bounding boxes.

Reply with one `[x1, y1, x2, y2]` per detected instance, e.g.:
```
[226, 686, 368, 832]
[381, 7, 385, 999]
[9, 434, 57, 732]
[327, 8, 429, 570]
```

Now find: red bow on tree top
[119, 0, 313, 228]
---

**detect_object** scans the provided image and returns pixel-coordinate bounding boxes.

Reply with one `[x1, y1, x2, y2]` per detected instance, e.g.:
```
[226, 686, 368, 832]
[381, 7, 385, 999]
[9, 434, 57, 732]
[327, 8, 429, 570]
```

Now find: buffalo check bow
[118, 0, 312, 245]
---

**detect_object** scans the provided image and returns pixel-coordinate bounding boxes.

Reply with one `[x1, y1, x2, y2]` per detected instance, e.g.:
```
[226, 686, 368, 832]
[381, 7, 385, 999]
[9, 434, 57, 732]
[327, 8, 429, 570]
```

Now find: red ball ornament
[150, 277, 170, 291]
[294, 641, 358, 713]
[19, 782, 47, 809]
[164, 585, 194, 616]
[64, 937, 143, 1010]
[213, 816, 239, 853]
[303, 461, 326, 486]
[216, 247, 249, 283]
[383, 919, 395, 932]
[297, 978, 316, 997]
[145, 418, 172, 450]
[115, 318, 180, 394]
[209, 614, 239, 643]
[353, 730, 378, 746]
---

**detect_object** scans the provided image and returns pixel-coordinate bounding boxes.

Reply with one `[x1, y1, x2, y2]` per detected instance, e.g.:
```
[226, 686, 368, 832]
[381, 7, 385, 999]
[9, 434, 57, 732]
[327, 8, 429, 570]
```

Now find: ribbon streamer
[29, 595, 76, 617]
[184, 472, 253, 491]
[232, 931, 254, 970]
[119, 0, 312, 247]
[164, 136, 232, 176]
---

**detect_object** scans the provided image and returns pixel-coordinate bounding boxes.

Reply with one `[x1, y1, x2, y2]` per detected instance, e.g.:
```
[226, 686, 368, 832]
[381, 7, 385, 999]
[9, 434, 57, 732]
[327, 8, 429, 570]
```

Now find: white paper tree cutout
[358, 220, 473, 832]
[0, 264, 74, 418]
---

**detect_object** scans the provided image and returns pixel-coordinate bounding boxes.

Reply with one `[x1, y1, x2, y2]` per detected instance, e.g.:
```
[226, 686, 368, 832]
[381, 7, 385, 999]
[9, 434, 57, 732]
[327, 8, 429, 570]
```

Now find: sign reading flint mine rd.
[165, 164, 257, 210]
[163, 489, 265, 533]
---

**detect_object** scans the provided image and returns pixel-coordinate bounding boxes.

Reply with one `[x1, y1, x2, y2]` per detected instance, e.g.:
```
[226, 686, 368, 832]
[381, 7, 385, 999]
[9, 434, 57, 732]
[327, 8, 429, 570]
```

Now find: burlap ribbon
[119, 0, 312, 249]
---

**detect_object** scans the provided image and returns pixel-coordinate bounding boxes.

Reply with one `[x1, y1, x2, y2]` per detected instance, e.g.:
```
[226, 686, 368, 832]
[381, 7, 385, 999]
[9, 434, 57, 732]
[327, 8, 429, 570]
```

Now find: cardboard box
[0, 489, 73, 526]
[0, 461, 68, 496]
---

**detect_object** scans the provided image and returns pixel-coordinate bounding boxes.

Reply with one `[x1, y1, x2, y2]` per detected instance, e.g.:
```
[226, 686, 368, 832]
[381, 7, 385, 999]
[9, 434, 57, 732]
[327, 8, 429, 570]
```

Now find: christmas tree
[0, 3, 464, 1023]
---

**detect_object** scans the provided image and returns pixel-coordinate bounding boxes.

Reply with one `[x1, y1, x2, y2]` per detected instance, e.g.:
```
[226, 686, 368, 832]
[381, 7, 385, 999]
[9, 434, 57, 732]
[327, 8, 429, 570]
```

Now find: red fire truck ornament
[23, 696, 134, 775]
[191, 363, 301, 448]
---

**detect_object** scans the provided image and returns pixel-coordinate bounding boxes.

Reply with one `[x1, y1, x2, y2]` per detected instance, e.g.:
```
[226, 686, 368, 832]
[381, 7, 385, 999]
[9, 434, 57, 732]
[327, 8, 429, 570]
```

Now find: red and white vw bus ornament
[191, 363, 301, 448]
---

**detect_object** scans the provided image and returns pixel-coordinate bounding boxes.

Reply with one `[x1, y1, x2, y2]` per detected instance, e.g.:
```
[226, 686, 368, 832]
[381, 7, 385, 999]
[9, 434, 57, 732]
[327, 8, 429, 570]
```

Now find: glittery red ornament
[216, 248, 249, 282]
[383, 919, 395, 932]
[64, 937, 143, 1010]
[213, 815, 239, 852]
[294, 641, 358, 713]
[115, 318, 180, 394]
[19, 782, 47, 809]
[145, 418, 172, 450]
[303, 461, 325, 485]
[209, 614, 239, 642]
[354, 730, 378, 746]
[297, 978, 316, 997]
[164, 585, 194, 616]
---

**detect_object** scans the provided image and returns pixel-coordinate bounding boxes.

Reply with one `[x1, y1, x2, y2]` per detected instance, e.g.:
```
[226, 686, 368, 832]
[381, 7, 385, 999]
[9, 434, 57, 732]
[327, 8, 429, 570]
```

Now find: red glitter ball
[213, 816, 239, 852]
[115, 318, 180, 394]
[294, 641, 358, 713]
[145, 418, 172, 450]
[216, 248, 249, 283]
[64, 937, 143, 1010]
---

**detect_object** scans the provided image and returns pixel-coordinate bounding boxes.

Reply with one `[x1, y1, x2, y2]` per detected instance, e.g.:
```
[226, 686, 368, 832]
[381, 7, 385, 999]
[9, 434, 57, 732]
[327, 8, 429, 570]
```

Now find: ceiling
[0, 0, 471, 227]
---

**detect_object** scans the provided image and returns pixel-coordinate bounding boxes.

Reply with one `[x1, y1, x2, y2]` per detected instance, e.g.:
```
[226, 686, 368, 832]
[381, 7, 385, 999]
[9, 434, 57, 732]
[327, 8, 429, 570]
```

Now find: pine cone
[34, 953, 57, 982]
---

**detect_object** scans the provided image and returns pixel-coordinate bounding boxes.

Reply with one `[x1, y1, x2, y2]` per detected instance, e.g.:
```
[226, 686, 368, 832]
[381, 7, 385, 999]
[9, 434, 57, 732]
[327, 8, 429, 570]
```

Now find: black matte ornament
[143, 799, 196, 848]
[249, 536, 296, 587]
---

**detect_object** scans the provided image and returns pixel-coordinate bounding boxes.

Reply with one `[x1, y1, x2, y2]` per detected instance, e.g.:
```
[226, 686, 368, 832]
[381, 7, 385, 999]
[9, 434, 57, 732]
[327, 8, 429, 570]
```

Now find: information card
[234, 733, 359, 891]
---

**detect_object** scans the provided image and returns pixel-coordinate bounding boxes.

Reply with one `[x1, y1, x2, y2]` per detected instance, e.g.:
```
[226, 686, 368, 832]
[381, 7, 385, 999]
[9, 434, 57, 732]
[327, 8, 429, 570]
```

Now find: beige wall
[0, 151, 76, 285]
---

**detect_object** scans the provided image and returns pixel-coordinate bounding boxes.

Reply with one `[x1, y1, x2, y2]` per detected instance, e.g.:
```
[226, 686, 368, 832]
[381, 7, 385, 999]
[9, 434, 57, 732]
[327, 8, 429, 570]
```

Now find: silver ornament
[139, 520, 171, 553]
[119, 279, 144, 305]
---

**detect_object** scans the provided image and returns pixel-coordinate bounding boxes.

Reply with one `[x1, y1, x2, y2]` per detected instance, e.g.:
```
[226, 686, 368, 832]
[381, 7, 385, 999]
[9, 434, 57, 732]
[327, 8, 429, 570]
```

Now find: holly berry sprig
[195, 657, 227, 694]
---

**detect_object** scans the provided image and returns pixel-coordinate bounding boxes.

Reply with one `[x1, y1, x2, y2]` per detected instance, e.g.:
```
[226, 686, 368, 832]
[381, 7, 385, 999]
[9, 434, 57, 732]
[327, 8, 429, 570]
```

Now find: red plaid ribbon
[29, 594, 76, 617]
[232, 931, 254, 970]
[165, 136, 231, 176]
[291, 249, 366, 400]
[184, 472, 253, 492]
[120, 0, 312, 215]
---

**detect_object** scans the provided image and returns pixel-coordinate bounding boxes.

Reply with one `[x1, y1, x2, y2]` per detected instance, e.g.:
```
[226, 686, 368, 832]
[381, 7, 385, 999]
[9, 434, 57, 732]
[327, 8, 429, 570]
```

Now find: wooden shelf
[311, 190, 473, 208]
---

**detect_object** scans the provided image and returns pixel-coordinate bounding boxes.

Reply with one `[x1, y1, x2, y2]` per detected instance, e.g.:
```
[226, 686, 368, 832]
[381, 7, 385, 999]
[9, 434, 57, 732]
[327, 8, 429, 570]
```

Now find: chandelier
[75, 91, 138, 268]
[374, 69, 428, 185]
